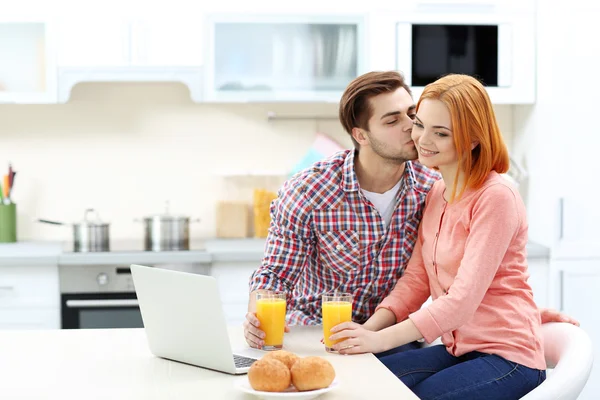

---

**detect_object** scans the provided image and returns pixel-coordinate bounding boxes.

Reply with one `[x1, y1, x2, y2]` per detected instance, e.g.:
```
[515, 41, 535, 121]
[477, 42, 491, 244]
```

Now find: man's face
[357, 88, 419, 164]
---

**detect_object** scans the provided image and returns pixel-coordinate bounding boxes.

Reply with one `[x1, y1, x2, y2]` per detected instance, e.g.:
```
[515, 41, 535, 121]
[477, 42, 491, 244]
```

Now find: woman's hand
[328, 321, 387, 355]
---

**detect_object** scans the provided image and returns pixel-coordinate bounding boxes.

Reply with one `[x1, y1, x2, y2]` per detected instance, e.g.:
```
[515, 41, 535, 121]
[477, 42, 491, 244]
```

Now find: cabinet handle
[0, 286, 15, 291]
[559, 270, 565, 312]
[558, 197, 564, 240]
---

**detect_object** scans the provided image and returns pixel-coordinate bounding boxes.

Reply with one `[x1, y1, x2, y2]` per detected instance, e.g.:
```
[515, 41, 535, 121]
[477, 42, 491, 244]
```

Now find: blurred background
[0, 0, 599, 397]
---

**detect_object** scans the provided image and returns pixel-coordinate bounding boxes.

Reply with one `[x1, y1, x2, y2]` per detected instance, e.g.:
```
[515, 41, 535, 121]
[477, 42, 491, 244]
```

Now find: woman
[328, 74, 546, 399]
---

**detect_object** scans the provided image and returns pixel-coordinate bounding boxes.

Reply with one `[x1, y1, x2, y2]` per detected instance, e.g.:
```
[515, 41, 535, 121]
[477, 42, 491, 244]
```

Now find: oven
[59, 264, 143, 329]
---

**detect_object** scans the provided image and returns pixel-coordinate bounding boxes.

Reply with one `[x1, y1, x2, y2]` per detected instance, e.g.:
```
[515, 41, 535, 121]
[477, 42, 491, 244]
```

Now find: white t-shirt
[361, 178, 403, 229]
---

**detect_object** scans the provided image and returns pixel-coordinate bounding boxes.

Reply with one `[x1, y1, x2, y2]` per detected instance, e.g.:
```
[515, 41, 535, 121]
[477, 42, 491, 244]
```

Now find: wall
[0, 81, 514, 242]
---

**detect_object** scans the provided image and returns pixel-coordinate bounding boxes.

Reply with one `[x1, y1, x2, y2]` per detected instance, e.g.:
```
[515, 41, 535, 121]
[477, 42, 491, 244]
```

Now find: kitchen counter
[0, 238, 550, 266]
[0, 325, 418, 400]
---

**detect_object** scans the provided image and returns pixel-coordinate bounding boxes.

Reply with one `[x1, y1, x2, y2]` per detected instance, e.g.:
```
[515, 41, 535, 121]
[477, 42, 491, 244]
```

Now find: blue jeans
[379, 345, 546, 400]
[375, 340, 422, 359]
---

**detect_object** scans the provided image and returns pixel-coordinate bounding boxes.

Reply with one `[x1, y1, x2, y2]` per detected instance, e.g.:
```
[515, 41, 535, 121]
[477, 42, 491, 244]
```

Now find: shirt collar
[342, 150, 360, 192]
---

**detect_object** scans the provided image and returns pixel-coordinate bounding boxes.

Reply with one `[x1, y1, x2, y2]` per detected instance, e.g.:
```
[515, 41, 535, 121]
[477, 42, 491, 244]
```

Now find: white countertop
[0, 238, 550, 266]
[0, 325, 417, 400]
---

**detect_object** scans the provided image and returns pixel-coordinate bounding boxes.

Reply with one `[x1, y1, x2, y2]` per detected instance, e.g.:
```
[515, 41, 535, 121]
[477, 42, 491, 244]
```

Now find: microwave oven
[394, 1, 536, 104]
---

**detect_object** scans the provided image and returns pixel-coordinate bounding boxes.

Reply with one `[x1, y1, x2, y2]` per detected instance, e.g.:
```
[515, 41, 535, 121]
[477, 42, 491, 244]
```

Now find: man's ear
[471, 140, 480, 151]
[352, 127, 369, 146]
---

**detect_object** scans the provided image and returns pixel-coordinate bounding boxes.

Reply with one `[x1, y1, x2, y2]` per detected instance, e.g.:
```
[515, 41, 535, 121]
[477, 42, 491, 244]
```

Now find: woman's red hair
[417, 74, 510, 201]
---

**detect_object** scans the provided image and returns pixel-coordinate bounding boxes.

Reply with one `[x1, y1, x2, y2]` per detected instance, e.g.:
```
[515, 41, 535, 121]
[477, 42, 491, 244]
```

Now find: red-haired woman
[329, 74, 547, 399]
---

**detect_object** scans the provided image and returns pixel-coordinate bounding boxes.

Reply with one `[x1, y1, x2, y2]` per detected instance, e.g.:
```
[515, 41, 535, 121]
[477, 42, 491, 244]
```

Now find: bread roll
[263, 350, 300, 370]
[290, 356, 336, 391]
[248, 358, 291, 392]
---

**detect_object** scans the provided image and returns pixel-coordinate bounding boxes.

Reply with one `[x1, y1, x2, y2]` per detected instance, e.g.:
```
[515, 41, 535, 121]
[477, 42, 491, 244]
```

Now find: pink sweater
[377, 172, 546, 370]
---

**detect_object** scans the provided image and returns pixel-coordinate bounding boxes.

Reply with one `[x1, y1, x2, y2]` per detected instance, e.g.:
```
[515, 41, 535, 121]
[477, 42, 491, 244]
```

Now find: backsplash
[0, 82, 514, 241]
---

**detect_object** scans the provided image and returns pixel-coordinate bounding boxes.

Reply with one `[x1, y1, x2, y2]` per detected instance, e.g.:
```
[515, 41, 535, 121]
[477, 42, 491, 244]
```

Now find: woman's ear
[471, 141, 480, 151]
[352, 127, 369, 146]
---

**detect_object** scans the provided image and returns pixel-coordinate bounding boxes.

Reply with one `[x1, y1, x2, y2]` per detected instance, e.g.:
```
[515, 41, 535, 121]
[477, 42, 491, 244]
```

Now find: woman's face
[411, 99, 457, 170]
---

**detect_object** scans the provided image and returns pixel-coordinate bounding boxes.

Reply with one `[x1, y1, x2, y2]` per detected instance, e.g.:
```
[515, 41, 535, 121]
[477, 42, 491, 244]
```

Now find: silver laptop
[130, 264, 263, 374]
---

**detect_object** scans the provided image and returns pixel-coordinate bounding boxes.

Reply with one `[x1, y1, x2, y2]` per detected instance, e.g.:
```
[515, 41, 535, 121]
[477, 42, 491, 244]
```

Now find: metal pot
[136, 204, 200, 252]
[38, 208, 110, 252]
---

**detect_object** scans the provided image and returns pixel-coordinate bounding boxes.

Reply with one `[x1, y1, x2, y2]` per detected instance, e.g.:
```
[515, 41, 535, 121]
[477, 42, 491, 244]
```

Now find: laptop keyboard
[234, 354, 257, 368]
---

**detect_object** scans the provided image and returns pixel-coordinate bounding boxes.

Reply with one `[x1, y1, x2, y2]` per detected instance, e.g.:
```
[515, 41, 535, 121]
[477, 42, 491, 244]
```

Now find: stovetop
[61, 239, 207, 254]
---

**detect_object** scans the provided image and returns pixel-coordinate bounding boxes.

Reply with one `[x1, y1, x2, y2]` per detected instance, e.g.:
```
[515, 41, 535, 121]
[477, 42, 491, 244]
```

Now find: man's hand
[540, 308, 580, 326]
[328, 321, 386, 355]
[243, 312, 290, 349]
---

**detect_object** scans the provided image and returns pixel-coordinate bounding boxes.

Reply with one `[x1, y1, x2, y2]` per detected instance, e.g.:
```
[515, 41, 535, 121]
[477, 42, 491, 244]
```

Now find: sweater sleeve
[375, 232, 431, 323]
[409, 184, 522, 343]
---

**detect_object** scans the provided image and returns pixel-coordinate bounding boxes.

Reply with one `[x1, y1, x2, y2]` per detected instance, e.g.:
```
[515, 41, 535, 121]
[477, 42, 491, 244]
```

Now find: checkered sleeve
[249, 179, 314, 295]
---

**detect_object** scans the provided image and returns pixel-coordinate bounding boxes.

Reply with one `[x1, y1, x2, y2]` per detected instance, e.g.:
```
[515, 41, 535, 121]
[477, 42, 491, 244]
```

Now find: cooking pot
[38, 208, 110, 252]
[136, 205, 200, 252]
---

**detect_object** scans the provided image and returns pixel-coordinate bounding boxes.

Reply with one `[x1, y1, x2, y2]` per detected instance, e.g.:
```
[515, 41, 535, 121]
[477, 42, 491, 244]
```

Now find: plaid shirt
[249, 150, 440, 325]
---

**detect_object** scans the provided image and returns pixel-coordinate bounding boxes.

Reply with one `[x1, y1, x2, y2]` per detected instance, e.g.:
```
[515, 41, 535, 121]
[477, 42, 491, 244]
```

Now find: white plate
[236, 378, 340, 400]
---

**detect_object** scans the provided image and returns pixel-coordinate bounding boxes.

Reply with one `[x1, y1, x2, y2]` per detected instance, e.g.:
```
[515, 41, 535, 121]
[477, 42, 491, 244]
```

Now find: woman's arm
[408, 184, 522, 344]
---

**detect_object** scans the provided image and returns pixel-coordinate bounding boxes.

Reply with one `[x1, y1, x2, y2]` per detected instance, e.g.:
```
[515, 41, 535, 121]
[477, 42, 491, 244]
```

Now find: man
[243, 71, 577, 349]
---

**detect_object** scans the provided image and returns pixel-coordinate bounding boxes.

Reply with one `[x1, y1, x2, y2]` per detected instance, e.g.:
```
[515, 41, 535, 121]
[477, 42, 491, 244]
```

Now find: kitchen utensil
[136, 202, 200, 252]
[38, 208, 110, 252]
[0, 203, 17, 243]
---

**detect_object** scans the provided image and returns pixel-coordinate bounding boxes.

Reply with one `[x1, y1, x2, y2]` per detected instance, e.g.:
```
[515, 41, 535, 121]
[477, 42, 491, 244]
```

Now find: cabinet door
[559, 260, 600, 400]
[0, 265, 60, 309]
[527, 258, 549, 308]
[57, 20, 129, 66]
[0, 308, 60, 330]
[205, 15, 366, 101]
[130, 19, 204, 66]
[210, 262, 258, 325]
[0, 22, 56, 102]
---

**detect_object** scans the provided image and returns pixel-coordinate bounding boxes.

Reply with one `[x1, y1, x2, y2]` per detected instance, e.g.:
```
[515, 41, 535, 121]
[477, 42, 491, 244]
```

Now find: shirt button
[336, 244, 344, 251]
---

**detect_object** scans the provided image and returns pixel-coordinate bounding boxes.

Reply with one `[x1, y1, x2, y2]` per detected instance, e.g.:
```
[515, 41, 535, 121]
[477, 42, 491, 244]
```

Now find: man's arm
[243, 180, 314, 348]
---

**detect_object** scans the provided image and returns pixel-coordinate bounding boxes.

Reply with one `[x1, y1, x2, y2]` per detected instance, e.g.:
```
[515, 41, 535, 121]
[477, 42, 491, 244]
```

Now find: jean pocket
[537, 369, 547, 385]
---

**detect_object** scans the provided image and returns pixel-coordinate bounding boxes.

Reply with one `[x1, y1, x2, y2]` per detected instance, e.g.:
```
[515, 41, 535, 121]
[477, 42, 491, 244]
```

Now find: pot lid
[143, 201, 190, 221]
[79, 208, 108, 225]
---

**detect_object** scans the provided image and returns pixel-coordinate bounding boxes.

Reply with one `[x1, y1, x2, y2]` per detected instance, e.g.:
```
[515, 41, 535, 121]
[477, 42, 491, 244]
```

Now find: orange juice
[256, 297, 287, 350]
[322, 300, 353, 350]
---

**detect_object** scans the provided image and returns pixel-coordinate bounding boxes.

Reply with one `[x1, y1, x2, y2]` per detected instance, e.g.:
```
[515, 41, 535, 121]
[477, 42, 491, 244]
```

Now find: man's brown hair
[339, 71, 411, 148]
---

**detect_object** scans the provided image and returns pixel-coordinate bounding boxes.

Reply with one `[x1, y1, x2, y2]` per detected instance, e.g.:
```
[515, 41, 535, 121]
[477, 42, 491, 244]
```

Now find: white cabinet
[57, 19, 204, 67]
[210, 261, 258, 326]
[57, 20, 129, 67]
[203, 14, 367, 102]
[0, 264, 60, 330]
[553, 259, 600, 400]
[56, 18, 205, 103]
[0, 21, 57, 103]
[527, 257, 550, 308]
[129, 19, 204, 67]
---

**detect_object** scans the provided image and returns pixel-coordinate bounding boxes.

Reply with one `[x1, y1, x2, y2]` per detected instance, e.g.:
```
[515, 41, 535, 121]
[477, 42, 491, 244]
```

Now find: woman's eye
[435, 132, 448, 137]
[386, 120, 397, 125]
[413, 121, 423, 128]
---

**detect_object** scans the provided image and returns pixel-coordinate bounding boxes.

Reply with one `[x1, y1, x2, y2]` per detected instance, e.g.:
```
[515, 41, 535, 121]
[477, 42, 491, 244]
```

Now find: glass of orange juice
[322, 293, 353, 353]
[255, 292, 287, 350]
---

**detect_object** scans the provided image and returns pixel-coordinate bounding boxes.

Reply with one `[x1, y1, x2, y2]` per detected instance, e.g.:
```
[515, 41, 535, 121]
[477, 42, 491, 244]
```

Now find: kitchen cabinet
[57, 19, 204, 67]
[0, 21, 57, 103]
[554, 259, 600, 400]
[203, 14, 368, 102]
[527, 257, 550, 308]
[57, 20, 129, 67]
[56, 18, 204, 103]
[209, 261, 258, 326]
[0, 264, 60, 329]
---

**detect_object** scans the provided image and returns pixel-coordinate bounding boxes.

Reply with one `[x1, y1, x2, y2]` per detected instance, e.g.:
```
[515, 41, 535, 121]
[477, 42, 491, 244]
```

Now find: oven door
[61, 292, 143, 329]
